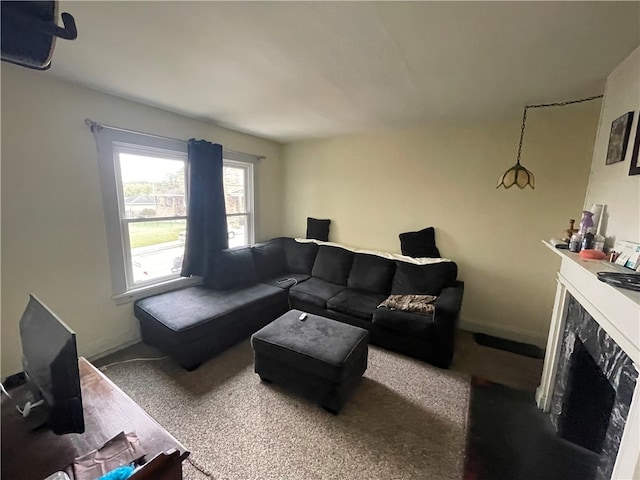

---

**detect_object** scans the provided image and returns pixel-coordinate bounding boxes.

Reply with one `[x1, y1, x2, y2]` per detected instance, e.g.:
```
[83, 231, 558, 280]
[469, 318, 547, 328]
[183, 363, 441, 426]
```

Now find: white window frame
[113, 142, 188, 290]
[95, 130, 198, 304]
[94, 128, 259, 304]
[223, 158, 255, 248]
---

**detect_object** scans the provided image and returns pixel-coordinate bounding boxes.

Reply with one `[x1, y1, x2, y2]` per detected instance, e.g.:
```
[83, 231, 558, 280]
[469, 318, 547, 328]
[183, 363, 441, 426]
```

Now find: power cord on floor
[98, 356, 168, 372]
[187, 456, 215, 479]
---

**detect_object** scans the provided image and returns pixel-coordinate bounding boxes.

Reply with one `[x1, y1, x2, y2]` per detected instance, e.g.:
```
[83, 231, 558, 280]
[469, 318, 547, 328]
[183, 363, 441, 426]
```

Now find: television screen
[19, 294, 84, 434]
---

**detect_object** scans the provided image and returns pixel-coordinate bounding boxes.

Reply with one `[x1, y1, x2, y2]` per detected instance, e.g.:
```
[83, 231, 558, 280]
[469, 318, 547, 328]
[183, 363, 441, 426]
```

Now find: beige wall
[584, 46, 640, 245]
[1, 65, 283, 376]
[282, 103, 601, 346]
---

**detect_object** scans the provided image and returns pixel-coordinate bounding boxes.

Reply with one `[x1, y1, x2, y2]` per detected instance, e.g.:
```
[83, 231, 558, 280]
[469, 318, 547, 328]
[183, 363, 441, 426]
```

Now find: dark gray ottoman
[251, 309, 369, 414]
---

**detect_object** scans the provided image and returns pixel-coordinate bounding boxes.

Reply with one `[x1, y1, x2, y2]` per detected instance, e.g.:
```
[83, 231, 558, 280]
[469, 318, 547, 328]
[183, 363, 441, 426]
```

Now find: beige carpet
[100, 340, 470, 480]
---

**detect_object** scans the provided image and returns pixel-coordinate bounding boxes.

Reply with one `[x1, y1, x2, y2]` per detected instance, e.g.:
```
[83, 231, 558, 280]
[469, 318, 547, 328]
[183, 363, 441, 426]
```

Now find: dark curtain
[181, 139, 228, 277]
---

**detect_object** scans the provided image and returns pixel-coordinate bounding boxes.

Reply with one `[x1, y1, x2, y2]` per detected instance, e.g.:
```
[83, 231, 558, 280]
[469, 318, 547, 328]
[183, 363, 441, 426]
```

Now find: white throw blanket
[294, 237, 452, 265]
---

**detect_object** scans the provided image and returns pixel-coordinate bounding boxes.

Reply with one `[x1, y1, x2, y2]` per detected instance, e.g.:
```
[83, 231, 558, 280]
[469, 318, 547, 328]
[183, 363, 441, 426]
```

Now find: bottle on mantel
[569, 232, 582, 253]
[578, 210, 595, 251]
[594, 234, 605, 252]
[582, 232, 595, 250]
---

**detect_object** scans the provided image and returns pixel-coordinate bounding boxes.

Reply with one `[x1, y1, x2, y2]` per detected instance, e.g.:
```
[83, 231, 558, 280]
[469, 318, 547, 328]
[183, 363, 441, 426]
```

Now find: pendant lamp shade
[496, 161, 535, 189]
[497, 95, 602, 191]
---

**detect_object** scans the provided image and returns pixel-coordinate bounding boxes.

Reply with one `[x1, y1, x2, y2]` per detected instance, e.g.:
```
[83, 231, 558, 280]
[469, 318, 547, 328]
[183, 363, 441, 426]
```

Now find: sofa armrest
[371, 280, 463, 369]
[372, 307, 436, 338]
[433, 280, 464, 323]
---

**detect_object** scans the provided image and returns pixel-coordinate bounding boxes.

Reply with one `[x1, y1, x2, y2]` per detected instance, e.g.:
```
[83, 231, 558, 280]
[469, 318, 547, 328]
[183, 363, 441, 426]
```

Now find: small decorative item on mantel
[605, 111, 634, 165]
[563, 219, 578, 243]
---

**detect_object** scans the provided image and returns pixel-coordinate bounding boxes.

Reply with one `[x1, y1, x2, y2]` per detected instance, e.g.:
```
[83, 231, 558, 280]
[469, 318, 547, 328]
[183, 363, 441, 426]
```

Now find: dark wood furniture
[1, 357, 189, 479]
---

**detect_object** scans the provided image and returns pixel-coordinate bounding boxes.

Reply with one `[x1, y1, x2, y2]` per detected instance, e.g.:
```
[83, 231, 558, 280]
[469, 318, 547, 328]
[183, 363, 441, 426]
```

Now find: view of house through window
[223, 161, 252, 249]
[118, 151, 187, 286]
[115, 149, 254, 290]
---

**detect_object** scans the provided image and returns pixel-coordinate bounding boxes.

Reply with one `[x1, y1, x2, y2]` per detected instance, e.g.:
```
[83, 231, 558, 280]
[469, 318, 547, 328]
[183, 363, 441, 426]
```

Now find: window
[223, 160, 254, 249]
[115, 146, 187, 289]
[93, 127, 256, 302]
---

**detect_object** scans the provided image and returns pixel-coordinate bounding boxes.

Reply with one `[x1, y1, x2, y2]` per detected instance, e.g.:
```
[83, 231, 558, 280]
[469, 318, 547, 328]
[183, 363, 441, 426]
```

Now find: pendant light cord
[516, 94, 603, 165]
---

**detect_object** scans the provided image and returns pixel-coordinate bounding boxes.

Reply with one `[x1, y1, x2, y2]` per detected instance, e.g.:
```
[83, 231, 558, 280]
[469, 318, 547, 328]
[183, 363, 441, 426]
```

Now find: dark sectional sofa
[134, 237, 464, 370]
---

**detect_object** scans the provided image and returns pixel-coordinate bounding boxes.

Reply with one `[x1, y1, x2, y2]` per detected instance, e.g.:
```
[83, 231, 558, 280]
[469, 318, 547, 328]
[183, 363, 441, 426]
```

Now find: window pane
[128, 219, 186, 284]
[119, 153, 186, 219]
[223, 165, 246, 214]
[227, 215, 248, 248]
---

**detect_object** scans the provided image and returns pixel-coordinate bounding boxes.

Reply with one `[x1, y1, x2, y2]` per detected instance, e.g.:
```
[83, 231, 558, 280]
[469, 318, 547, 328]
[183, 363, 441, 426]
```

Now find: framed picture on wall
[605, 111, 634, 165]
[629, 116, 640, 176]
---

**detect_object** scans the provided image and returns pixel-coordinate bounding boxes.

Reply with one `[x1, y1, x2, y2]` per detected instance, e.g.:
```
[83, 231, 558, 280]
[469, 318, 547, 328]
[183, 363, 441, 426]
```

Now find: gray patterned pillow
[377, 294, 437, 314]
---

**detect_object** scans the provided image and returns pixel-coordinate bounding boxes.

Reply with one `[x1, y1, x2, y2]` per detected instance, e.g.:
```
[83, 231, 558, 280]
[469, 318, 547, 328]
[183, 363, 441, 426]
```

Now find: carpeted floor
[99, 340, 470, 480]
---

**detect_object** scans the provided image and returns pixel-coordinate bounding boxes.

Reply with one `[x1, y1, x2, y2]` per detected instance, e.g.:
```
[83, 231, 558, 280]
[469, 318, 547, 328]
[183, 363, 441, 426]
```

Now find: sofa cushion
[252, 239, 285, 281]
[306, 217, 331, 242]
[391, 261, 457, 296]
[312, 245, 354, 285]
[327, 289, 387, 321]
[399, 227, 441, 258]
[347, 253, 396, 294]
[283, 238, 319, 274]
[135, 284, 287, 340]
[205, 247, 258, 290]
[372, 307, 436, 340]
[289, 277, 346, 309]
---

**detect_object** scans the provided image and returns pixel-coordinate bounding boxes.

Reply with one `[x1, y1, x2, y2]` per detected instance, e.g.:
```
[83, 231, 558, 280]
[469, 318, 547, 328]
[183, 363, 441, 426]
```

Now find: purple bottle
[579, 210, 594, 251]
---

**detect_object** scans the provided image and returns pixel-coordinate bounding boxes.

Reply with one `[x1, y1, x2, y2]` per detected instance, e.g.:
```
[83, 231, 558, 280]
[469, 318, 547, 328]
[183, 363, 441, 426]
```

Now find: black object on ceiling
[1, 1, 77, 71]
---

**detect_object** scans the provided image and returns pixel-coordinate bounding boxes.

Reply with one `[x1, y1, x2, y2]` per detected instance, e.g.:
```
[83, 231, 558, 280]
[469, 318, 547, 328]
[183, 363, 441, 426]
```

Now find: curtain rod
[84, 118, 266, 160]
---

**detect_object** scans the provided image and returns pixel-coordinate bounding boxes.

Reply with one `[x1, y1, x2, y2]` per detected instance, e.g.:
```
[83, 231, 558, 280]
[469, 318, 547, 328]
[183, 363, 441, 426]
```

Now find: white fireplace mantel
[537, 241, 640, 479]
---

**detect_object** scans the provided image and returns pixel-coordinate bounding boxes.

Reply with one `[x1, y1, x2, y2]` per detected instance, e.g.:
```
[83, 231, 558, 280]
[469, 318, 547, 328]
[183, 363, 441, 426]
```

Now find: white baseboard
[459, 316, 547, 348]
[82, 328, 142, 363]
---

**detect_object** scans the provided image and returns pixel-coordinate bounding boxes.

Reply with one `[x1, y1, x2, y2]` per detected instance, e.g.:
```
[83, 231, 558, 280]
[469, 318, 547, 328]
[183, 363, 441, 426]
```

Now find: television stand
[1, 357, 189, 479]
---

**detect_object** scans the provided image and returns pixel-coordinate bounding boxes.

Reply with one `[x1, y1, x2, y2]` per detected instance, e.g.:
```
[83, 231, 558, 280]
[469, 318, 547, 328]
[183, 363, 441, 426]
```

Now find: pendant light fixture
[497, 95, 603, 190]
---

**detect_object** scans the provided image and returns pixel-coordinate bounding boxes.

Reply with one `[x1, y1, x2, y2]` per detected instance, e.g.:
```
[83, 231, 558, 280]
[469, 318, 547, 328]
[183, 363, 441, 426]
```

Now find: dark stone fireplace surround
[550, 295, 638, 480]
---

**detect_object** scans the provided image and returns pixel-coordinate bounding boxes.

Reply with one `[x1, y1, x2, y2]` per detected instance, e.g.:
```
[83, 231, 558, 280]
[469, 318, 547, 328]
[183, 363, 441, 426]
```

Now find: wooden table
[2, 357, 189, 479]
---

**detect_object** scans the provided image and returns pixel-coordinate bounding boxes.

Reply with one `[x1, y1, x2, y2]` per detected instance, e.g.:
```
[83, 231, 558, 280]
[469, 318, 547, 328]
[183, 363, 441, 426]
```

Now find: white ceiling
[50, 1, 640, 143]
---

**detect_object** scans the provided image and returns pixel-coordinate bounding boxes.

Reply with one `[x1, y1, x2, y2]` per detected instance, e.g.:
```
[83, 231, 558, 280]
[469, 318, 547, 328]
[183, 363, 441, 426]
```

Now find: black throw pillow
[399, 227, 441, 258]
[306, 217, 331, 242]
[391, 261, 457, 296]
[204, 247, 258, 290]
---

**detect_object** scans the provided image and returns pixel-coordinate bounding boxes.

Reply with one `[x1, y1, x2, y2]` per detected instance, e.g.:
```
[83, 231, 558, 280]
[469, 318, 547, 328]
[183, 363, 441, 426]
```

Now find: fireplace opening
[558, 340, 615, 453]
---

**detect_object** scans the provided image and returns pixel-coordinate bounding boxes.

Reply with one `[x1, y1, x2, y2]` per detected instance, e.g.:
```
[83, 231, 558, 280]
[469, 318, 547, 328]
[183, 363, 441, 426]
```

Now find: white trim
[86, 336, 142, 364]
[224, 159, 255, 246]
[539, 240, 640, 478]
[541, 241, 640, 364]
[81, 326, 142, 362]
[613, 380, 640, 480]
[93, 128, 189, 298]
[536, 279, 569, 410]
[458, 315, 547, 348]
[92, 125, 259, 300]
[112, 276, 202, 305]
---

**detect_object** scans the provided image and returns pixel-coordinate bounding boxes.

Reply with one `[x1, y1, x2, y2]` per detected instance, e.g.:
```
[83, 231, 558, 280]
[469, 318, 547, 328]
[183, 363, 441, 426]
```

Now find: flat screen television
[17, 294, 84, 434]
